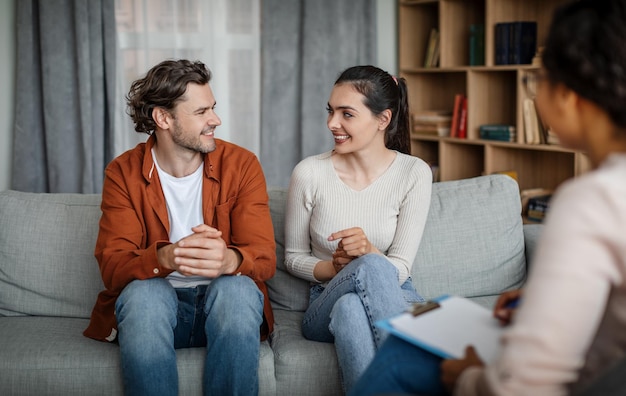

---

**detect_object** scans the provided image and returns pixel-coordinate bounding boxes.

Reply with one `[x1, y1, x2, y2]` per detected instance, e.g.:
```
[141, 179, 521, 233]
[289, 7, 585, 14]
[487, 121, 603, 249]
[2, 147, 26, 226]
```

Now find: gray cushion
[267, 188, 310, 312]
[0, 316, 276, 395]
[523, 223, 543, 266]
[411, 175, 526, 301]
[0, 191, 103, 317]
[270, 309, 341, 395]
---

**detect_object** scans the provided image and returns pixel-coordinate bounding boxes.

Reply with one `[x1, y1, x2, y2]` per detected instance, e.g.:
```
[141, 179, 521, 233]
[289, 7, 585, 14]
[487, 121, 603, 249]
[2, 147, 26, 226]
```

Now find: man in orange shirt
[84, 59, 275, 395]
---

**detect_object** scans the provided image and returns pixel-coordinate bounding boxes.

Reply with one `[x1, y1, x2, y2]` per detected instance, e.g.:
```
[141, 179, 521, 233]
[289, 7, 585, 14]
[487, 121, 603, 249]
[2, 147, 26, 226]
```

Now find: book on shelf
[457, 97, 468, 139]
[535, 100, 548, 145]
[510, 22, 537, 65]
[524, 98, 559, 145]
[431, 30, 440, 67]
[546, 128, 560, 145]
[424, 28, 440, 68]
[532, 46, 544, 67]
[412, 110, 452, 137]
[527, 194, 552, 222]
[450, 94, 465, 138]
[469, 24, 485, 66]
[495, 21, 537, 65]
[493, 170, 518, 182]
[495, 23, 511, 65]
[479, 124, 517, 142]
[523, 98, 546, 144]
[532, 99, 560, 145]
[520, 188, 553, 221]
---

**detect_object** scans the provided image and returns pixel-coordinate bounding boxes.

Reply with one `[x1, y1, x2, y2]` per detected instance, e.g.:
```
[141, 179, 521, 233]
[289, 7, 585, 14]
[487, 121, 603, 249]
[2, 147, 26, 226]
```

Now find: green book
[469, 24, 485, 66]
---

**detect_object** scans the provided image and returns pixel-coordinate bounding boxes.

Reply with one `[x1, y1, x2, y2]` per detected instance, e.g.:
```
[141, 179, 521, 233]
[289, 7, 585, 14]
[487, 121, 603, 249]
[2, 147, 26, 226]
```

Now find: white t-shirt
[152, 150, 210, 287]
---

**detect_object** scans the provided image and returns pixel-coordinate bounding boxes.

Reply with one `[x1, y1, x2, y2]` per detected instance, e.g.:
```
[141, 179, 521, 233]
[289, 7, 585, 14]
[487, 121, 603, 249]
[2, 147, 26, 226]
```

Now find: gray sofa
[0, 174, 538, 395]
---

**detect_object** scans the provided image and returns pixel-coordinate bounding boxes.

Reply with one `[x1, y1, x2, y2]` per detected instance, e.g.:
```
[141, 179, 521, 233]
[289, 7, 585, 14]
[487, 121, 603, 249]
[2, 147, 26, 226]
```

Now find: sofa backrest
[266, 188, 310, 311]
[0, 174, 526, 319]
[266, 174, 527, 311]
[0, 188, 314, 319]
[410, 174, 526, 301]
[0, 191, 103, 318]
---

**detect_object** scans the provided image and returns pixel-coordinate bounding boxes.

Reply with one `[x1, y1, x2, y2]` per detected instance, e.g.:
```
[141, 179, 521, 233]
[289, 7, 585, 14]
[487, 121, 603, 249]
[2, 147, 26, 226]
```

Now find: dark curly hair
[543, 0, 626, 129]
[126, 59, 212, 134]
[334, 65, 411, 154]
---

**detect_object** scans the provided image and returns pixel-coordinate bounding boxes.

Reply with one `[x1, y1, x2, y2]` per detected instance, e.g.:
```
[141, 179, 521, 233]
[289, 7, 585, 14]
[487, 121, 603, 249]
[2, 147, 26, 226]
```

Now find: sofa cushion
[270, 309, 341, 395]
[0, 191, 103, 318]
[266, 188, 310, 312]
[411, 175, 526, 301]
[0, 316, 276, 395]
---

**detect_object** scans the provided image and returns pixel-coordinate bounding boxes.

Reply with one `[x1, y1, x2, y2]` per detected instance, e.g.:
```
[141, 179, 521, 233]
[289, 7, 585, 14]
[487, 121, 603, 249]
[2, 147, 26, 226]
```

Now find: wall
[376, 0, 397, 75]
[0, 0, 396, 191]
[0, 0, 15, 191]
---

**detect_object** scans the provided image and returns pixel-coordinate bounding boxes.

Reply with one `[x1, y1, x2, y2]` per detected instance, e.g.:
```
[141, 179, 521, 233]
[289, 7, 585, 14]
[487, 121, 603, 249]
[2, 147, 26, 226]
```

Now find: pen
[505, 298, 520, 309]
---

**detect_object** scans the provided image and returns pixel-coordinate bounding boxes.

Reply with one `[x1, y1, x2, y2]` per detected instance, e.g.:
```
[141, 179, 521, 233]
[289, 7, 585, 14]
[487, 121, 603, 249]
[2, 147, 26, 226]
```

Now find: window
[114, 0, 261, 156]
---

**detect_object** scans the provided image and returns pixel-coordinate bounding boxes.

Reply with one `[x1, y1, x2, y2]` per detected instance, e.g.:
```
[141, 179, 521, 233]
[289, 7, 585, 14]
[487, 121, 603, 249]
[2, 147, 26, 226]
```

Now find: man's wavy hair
[126, 59, 212, 134]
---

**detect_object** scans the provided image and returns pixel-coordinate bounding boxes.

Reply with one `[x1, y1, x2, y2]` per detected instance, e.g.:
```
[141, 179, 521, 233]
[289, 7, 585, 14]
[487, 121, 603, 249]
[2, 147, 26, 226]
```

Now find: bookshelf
[400, 0, 591, 194]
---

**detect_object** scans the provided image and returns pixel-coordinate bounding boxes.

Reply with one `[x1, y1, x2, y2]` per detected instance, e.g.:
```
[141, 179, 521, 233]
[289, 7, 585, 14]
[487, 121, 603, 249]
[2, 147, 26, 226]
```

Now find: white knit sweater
[284, 150, 433, 285]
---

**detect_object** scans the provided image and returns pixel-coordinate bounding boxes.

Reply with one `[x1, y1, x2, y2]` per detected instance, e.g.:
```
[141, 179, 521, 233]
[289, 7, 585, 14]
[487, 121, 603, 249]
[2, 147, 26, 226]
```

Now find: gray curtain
[260, 0, 377, 188]
[12, 0, 116, 193]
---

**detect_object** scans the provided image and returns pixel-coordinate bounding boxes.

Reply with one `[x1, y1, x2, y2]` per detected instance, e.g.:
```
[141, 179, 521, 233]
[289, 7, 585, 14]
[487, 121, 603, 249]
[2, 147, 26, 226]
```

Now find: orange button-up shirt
[84, 135, 276, 342]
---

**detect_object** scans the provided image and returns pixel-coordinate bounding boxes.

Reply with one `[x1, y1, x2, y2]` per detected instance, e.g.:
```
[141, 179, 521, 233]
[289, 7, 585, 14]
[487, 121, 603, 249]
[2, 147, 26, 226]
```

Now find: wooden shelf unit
[400, 0, 590, 192]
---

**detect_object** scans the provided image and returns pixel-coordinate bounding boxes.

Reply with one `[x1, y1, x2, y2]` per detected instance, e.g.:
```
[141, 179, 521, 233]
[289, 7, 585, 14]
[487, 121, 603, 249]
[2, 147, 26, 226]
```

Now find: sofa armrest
[522, 223, 543, 269]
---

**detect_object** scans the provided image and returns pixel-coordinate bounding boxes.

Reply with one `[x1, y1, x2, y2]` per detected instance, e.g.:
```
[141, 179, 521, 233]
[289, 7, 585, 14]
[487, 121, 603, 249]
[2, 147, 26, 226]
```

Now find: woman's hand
[441, 346, 484, 393]
[493, 289, 523, 326]
[328, 227, 380, 257]
[331, 241, 353, 273]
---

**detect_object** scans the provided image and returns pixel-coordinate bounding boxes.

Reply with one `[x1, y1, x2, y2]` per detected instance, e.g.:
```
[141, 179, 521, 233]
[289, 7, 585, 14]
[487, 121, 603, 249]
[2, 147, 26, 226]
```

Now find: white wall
[0, 0, 15, 191]
[0, 0, 396, 191]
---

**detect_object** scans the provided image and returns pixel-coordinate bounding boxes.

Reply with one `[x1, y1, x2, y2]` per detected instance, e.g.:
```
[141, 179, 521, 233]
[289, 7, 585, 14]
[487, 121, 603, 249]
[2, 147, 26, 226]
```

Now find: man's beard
[171, 120, 216, 154]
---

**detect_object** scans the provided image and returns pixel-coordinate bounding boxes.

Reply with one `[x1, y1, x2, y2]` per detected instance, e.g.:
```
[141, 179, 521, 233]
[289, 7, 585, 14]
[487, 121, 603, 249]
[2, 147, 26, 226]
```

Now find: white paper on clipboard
[377, 295, 504, 363]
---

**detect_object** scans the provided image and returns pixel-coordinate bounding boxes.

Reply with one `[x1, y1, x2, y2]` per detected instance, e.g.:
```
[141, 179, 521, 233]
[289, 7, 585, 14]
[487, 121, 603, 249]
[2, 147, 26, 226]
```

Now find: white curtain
[113, 0, 261, 157]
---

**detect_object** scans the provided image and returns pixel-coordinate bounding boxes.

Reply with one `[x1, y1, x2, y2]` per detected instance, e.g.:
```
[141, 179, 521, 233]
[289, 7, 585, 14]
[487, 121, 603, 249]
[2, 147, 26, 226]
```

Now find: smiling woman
[284, 65, 433, 393]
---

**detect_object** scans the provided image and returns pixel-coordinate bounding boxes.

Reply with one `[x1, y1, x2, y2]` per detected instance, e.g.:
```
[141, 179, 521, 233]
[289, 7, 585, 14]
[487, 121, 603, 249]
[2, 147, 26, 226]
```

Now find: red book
[457, 97, 468, 139]
[450, 94, 464, 138]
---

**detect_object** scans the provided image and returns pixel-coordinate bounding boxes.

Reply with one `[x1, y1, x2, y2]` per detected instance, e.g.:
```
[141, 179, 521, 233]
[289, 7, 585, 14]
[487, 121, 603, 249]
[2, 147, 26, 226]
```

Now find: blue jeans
[115, 276, 264, 396]
[348, 335, 446, 396]
[302, 254, 423, 392]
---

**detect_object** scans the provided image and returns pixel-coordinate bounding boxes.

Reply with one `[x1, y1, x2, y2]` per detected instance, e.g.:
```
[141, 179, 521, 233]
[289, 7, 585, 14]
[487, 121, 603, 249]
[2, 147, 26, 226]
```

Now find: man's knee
[206, 276, 262, 303]
[203, 276, 263, 326]
[116, 278, 177, 320]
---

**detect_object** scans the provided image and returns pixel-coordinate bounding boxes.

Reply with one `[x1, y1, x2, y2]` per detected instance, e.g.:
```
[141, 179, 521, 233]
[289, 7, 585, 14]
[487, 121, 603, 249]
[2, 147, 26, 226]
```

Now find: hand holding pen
[493, 289, 523, 326]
